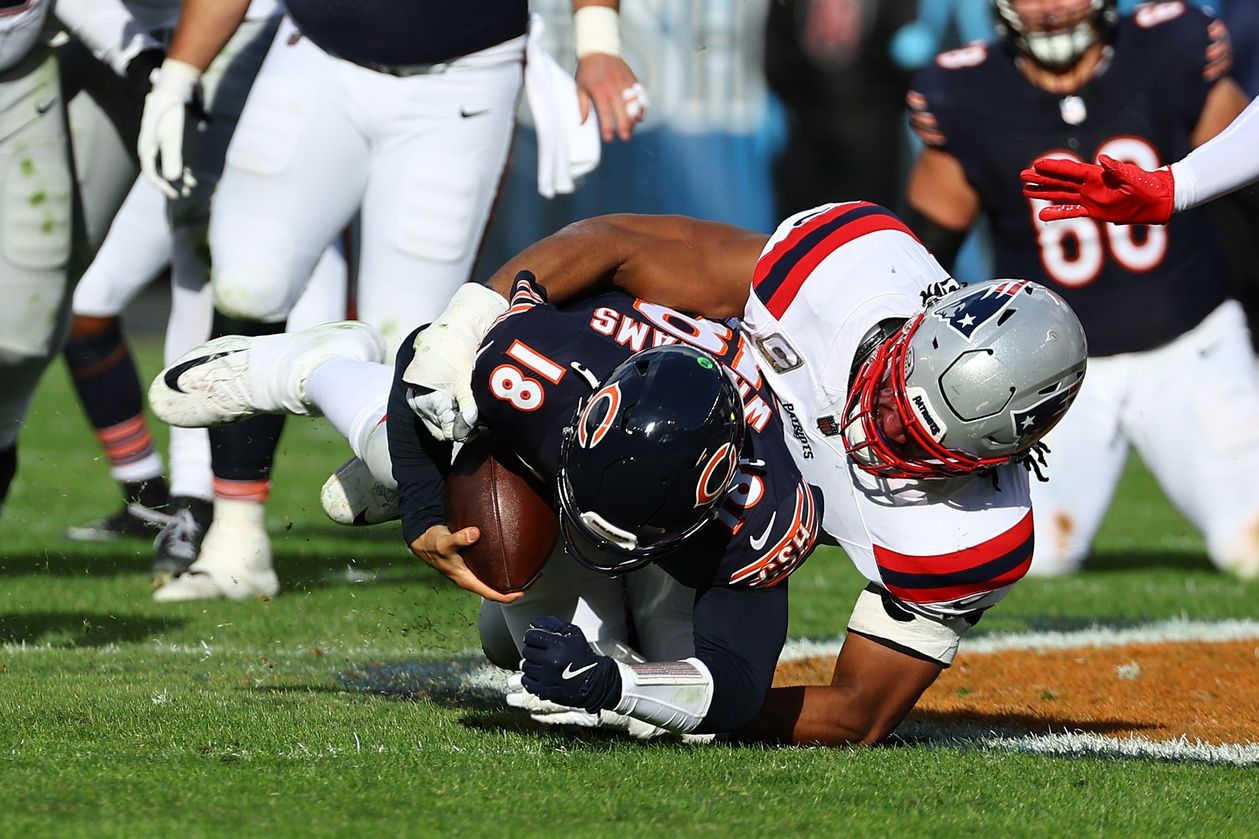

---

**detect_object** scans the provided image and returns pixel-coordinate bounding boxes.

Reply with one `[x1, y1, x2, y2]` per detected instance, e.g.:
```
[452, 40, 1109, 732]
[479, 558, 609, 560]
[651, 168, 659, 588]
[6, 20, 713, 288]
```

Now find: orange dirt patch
[774, 640, 1259, 745]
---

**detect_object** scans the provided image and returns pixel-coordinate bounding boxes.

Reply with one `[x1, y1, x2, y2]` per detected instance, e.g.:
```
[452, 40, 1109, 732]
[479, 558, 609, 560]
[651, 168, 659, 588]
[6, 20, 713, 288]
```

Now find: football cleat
[153, 500, 278, 602]
[320, 457, 400, 526]
[65, 501, 173, 541]
[151, 496, 214, 585]
[149, 321, 387, 428]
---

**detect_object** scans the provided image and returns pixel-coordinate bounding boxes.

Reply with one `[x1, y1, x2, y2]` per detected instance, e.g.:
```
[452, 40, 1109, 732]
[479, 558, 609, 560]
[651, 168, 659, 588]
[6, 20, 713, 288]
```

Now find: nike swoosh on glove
[1020, 154, 1174, 225]
[505, 671, 601, 726]
[520, 617, 621, 713]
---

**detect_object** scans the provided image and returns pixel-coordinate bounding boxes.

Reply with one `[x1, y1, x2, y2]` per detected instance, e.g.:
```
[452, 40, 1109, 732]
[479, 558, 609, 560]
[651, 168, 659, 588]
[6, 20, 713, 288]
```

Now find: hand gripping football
[445, 434, 557, 593]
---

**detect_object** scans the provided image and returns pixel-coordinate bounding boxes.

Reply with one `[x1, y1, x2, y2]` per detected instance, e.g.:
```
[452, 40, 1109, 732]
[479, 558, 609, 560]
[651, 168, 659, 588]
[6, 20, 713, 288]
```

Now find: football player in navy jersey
[402, 207, 1087, 746]
[147, 270, 826, 739]
[903, 0, 1259, 578]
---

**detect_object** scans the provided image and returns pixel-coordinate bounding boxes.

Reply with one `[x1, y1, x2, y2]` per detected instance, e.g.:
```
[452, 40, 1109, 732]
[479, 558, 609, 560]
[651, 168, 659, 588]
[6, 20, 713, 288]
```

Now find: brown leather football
[445, 434, 557, 594]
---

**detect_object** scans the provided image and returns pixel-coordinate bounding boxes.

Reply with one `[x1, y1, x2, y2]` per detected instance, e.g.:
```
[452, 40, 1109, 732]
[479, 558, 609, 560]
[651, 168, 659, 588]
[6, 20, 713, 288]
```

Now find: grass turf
[1, 346, 1257, 837]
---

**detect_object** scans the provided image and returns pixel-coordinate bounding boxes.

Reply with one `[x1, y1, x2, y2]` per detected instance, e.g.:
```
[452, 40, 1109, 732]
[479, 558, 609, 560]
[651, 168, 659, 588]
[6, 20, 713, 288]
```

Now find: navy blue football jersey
[470, 273, 824, 590]
[909, 2, 1234, 356]
[286, 0, 528, 67]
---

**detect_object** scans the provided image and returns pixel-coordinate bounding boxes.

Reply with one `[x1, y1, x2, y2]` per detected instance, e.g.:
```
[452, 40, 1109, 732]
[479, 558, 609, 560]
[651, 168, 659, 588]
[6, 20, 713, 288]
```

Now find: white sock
[305, 358, 392, 447]
[168, 425, 213, 500]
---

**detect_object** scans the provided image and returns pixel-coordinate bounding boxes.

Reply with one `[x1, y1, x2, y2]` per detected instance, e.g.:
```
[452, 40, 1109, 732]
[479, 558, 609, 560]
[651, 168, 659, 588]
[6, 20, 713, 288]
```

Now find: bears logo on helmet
[558, 344, 745, 574]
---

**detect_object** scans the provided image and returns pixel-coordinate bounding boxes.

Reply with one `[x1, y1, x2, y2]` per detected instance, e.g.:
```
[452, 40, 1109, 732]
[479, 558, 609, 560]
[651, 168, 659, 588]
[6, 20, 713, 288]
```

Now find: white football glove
[506, 671, 601, 726]
[137, 58, 201, 199]
[403, 283, 507, 441]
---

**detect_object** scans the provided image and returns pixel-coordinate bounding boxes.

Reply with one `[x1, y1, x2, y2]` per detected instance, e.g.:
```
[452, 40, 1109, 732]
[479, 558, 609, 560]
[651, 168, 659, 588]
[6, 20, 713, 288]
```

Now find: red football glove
[1020, 154, 1175, 225]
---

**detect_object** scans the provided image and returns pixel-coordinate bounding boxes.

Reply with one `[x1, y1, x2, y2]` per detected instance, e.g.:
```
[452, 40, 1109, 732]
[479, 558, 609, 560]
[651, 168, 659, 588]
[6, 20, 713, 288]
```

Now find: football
[445, 434, 558, 594]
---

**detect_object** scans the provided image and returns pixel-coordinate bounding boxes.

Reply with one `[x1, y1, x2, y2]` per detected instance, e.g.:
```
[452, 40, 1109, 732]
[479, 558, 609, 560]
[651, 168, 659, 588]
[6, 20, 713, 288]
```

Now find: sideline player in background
[902, 0, 1259, 578]
[0, 0, 170, 515]
[139, 0, 645, 602]
[403, 204, 1087, 746]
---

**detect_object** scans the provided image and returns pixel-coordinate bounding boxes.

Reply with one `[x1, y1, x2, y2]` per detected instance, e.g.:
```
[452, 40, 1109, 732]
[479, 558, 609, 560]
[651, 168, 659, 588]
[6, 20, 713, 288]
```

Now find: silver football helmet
[842, 279, 1087, 480]
[991, 0, 1118, 72]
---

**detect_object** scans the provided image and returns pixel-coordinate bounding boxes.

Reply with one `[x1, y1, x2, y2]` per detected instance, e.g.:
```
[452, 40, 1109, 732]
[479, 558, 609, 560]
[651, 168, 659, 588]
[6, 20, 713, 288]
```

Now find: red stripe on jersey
[754, 204, 919, 320]
[874, 511, 1034, 604]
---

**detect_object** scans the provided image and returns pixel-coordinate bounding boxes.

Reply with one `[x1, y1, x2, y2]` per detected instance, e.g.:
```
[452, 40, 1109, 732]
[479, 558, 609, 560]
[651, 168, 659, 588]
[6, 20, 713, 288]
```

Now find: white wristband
[612, 657, 714, 734]
[574, 5, 621, 58]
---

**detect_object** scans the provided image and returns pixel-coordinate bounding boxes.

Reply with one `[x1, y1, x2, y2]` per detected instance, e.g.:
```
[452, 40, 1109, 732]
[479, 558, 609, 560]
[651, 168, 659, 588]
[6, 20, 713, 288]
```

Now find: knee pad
[3, 138, 71, 273]
[210, 216, 304, 322]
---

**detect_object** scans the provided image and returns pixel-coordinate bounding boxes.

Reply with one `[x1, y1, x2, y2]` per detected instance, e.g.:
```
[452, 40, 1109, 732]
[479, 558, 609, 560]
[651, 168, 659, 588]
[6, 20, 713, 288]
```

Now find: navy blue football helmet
[557, 345, 745, 574]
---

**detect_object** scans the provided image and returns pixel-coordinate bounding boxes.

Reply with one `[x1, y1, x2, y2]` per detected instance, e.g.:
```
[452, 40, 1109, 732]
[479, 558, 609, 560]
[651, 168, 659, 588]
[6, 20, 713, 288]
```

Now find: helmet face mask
[991, 0, 1118, 72]
[557, 345, 746, 575]
[842, 279, 1087, 481]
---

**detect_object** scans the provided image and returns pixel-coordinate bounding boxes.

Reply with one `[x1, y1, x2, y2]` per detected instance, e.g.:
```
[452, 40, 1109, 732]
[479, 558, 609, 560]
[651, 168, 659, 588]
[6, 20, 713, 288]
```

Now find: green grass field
[2, 345, 1257, 837]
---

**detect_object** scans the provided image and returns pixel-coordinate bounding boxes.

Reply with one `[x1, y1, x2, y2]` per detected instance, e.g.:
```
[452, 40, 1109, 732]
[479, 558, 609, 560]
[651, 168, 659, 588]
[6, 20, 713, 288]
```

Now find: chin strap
[611, 658, 715, 734]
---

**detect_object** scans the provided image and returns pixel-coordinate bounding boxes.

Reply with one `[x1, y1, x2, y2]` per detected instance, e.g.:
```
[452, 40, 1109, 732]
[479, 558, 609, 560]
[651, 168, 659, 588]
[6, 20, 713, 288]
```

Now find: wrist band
[574, 5, 621, 58]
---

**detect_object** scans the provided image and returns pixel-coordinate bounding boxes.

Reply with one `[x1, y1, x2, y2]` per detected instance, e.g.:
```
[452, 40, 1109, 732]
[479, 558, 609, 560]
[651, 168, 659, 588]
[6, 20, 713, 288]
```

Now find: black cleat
[65, 501, 173, 541]
[151, 496, 214, 584]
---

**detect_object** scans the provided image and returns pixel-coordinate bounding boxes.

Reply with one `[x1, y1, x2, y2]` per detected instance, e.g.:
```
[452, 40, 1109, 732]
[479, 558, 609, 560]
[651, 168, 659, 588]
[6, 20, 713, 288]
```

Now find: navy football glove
[520, 617, 621, 713]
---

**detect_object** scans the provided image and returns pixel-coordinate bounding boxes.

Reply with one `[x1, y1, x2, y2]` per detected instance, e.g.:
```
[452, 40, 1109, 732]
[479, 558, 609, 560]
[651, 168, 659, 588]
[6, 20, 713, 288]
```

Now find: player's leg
[159, 19, 367, 601]
[1127, 301, 1259, 578]
[63, 177, 174, 541]
[151, 230, 215, 583]
[353, 38, 522, 353]
[1027, 354, 1131, 575]
[623, 565, 696, 661]
[496, 545, 632, 655]
[57, 38, 137, 254]
[0, 50, 75, 515]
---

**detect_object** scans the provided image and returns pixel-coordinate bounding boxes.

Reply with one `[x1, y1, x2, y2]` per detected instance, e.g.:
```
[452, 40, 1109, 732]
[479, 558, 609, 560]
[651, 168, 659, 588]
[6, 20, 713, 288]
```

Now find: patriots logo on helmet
[1009, 385, 1076, 441]
[933, 280, 1028, 339]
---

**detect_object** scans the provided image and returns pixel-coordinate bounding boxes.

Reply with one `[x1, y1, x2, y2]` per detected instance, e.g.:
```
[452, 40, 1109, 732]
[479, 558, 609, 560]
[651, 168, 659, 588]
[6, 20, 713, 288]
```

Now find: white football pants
[1030, 300, 1259, 578]
[209, 17, 523, 355]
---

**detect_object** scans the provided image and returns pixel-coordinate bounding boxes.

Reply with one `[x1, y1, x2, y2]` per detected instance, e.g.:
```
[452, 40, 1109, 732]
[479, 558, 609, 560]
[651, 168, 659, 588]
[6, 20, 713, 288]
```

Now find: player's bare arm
[572, 1, 645, 142]
[738, 633, 943, 746]
[904, 147, 980, 270]
[1189, 76, 1250, 150]
[166, 0, 250, 72]
[488, 214, 768, 318]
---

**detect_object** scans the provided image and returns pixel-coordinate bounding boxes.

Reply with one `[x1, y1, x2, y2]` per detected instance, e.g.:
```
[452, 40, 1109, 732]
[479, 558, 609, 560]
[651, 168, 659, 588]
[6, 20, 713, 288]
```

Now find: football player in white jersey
[137, 0, 646, 602]
[402, 205, 1087, 746]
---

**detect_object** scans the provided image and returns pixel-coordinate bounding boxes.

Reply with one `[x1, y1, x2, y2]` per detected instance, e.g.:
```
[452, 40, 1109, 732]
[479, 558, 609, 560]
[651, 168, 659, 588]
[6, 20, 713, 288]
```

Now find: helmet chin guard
[842, 279, 1087, 480]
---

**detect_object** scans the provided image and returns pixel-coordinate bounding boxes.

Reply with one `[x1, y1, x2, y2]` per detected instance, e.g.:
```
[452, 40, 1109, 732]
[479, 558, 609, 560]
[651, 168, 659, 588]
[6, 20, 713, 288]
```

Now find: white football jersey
[742, 202, 1035, 618]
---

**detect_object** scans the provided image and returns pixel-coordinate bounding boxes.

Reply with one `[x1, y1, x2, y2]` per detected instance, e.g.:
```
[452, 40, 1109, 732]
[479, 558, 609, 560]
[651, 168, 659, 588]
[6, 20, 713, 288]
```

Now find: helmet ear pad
[558, 345, 745, 574]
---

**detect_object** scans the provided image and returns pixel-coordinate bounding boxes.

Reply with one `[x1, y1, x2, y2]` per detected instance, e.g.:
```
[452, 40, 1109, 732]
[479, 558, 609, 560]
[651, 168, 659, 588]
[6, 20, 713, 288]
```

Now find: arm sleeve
[56, 0, 161, 76]
[387, 327, 453, 545]
[690, 583, 789, 734]
[1172, 95, 1259, 211]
